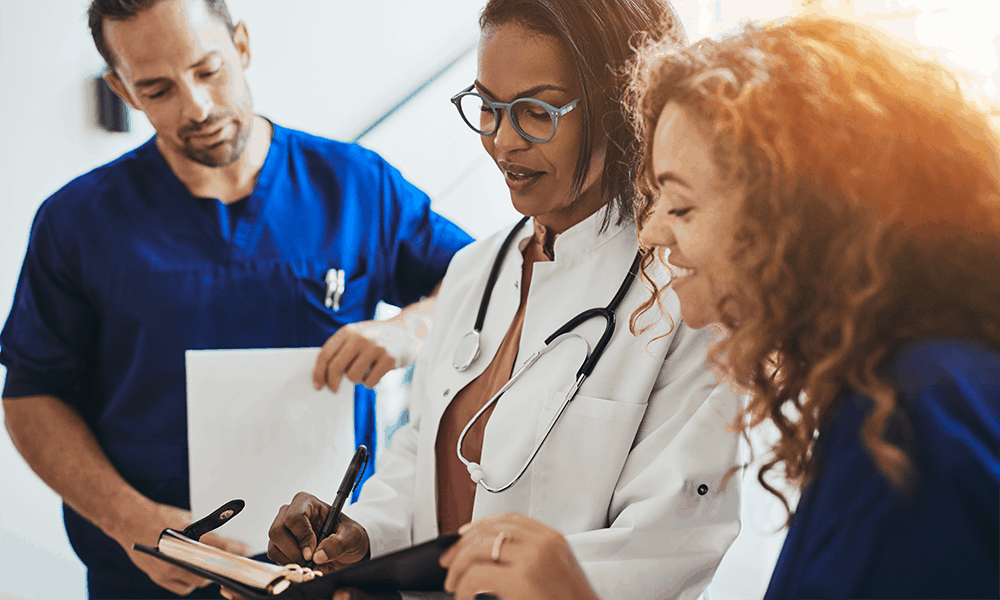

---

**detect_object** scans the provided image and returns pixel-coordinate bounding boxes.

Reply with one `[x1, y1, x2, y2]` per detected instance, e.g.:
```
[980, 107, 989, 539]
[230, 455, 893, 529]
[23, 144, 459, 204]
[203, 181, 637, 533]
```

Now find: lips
[497, 160, 544, 191]
[181, 116, 234, 143]
[189, 126, 224, 139]
[666, 259, 696, 280]
[187, 123, 229, 143]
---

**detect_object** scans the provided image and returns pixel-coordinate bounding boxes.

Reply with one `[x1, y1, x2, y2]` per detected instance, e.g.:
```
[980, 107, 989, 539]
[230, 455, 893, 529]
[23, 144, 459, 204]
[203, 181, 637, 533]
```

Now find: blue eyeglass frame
[450, 84, 580, 143]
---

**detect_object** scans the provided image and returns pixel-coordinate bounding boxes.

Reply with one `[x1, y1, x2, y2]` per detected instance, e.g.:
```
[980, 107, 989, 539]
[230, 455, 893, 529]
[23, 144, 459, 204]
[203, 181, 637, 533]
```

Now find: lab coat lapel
[472, 212, 641, 520]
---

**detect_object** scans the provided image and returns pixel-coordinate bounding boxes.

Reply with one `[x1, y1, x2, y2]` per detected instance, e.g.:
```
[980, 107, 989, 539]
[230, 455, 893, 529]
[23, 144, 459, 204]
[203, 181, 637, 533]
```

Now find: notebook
[133, 500, 459, 599]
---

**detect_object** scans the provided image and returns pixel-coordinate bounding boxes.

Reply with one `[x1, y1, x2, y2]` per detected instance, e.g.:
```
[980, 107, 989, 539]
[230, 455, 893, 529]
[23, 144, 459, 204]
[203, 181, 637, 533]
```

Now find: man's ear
[233, 21, 250, 70]
[102, 70, 143, 112]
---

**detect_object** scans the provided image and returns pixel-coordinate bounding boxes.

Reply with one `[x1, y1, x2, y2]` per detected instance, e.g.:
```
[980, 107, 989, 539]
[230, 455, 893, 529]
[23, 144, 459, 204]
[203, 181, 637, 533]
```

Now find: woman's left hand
[439, 512, 601, 600]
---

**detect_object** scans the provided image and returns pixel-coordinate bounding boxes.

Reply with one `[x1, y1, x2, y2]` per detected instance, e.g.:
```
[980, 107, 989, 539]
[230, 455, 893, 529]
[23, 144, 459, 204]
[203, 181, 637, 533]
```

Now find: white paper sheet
[186, 347, 355, 554]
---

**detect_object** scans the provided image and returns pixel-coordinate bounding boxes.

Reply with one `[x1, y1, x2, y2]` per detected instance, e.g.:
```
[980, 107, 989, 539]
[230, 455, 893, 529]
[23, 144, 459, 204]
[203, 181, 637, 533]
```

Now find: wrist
[104, 497, 173, 550]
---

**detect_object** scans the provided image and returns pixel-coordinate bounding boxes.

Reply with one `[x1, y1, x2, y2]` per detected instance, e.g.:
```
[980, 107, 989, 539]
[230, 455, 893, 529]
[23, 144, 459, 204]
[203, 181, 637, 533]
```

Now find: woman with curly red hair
[434, 14, 1000, 600]
[631, 14, 1000, 599]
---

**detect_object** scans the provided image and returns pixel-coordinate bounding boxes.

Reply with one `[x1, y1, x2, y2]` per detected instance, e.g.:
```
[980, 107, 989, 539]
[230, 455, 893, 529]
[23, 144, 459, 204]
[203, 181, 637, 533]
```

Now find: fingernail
[458, 523, 471, 535]
[302, 547, 312, 561]
[313, 381, 321, 390]
[314, 549, 328, 564]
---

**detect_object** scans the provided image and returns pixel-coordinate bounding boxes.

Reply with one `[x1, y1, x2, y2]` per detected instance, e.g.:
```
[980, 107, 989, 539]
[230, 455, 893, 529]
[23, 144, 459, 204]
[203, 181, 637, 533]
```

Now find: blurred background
[1, 1, 998, 598]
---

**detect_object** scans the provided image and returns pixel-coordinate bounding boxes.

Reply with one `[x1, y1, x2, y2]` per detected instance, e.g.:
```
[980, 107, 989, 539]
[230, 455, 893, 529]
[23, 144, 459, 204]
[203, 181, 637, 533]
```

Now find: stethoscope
[453, 216, 641, 493]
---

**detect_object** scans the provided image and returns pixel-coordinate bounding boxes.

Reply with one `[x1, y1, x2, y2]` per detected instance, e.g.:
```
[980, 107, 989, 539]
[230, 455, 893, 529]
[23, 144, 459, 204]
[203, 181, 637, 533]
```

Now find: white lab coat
[345, 210, 741, 600]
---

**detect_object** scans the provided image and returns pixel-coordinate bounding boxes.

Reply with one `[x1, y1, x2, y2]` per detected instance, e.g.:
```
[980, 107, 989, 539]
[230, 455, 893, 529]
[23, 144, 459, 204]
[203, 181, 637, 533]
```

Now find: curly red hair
[629, 16, 1000, 510]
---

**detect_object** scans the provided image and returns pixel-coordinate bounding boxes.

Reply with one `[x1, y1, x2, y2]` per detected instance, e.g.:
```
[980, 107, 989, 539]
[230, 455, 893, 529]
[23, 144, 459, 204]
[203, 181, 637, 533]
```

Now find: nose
[638, 205, 677, 250]
[491, 108, 531, 153]
[179, 80, 213, 124]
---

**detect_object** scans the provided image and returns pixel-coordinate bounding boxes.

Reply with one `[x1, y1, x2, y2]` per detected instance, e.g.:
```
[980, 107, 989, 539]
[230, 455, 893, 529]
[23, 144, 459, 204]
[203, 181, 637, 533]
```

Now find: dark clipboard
[134, 533, 460, 600]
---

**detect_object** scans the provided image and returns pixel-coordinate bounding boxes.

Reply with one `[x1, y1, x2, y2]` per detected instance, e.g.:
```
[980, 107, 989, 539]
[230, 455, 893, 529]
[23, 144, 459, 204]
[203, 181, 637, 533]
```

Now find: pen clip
[182, 499, 245, 541]
[324, 268, 346, 311]
[352, 453, 368, 494]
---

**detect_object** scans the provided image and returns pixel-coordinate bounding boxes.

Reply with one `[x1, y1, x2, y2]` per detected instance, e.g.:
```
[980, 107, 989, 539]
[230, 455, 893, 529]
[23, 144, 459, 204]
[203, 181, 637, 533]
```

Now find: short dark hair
[479, 0, 686, 227]
[88, 0, 236, 71]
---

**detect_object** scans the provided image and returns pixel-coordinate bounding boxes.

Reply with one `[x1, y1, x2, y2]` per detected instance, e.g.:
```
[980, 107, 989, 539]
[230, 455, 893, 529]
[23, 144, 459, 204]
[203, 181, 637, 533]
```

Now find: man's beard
[179, 113, 252, 168]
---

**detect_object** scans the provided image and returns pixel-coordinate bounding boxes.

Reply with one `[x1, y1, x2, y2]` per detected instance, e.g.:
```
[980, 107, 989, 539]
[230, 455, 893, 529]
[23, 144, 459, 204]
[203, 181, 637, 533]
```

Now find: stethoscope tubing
[454, 220, 643, 493]
[457, 333, 589, 493]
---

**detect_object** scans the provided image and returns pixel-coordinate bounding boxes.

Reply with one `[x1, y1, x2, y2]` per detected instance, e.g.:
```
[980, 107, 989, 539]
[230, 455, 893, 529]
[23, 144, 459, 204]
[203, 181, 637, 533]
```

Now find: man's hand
[4, 396, 248, 597]
[268, 491, 370, 574]
[313, 320, 408, 392]
[314, 288, 438, 392]
[115, 502, 250, 596]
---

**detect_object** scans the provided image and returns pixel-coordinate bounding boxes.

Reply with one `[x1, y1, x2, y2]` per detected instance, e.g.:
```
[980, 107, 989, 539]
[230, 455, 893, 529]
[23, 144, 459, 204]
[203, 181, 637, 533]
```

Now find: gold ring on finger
[490, 530, 508, 562]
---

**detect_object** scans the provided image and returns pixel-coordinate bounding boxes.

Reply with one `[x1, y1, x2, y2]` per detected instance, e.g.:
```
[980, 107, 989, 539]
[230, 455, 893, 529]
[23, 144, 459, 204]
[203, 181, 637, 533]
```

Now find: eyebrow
[474, 81, 571, 101]
[655, 171, 693, 190]
[133, 52, 220, 89]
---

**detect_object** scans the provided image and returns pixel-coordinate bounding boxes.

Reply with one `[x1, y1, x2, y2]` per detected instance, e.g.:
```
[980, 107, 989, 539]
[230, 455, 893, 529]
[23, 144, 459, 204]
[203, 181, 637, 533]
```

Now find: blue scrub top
[0, 123, 473, 584]
[764, 338, 1000, 600]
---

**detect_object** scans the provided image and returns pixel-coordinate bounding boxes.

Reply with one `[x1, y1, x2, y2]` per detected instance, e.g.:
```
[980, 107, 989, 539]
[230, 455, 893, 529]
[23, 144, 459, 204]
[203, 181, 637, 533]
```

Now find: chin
[677, 300, 715, 330]
[508, 192, 550, 218]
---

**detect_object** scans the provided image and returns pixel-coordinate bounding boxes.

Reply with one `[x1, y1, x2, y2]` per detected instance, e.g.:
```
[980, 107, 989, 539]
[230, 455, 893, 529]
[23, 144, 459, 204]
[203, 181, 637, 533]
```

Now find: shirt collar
[515, 206, 630, 260]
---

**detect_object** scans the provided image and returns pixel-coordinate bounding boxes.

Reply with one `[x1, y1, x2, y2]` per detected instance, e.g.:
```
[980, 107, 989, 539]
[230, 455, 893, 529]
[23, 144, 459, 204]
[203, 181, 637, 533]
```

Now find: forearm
[385, 282, 440, 332]
[3, 395, 160, 546]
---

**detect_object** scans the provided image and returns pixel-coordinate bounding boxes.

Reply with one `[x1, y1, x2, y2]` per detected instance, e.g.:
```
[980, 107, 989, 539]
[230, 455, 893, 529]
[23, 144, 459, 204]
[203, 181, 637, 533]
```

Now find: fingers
[443, 526, 513, 594]
[314, 323, 405, 392]
[314, 329, 350, 391]
[200, 532, 250, 557]
[316, 328, 388, 392]
[313, 514, 370, 568]
[126, 540, 211, 595]
[450, 563, 513, 600]
[220, 586, 252, 600]
[163, 573, 211, 596]
[267, 493, 326, 564]
[359, 352, 395, 389]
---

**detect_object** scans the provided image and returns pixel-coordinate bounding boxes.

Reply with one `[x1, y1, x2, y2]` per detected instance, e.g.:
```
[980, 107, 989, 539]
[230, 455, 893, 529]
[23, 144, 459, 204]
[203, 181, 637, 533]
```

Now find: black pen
[305, 445, 368, 569]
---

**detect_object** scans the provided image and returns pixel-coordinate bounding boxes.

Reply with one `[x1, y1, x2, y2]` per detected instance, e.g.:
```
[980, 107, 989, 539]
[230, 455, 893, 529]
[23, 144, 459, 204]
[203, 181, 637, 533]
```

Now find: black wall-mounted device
[95, 75, 130, 133]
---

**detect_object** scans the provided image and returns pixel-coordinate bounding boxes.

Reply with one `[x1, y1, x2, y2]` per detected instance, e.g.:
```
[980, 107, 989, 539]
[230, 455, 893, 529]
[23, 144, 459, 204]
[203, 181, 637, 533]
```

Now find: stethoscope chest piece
[453, 330, 481, 372]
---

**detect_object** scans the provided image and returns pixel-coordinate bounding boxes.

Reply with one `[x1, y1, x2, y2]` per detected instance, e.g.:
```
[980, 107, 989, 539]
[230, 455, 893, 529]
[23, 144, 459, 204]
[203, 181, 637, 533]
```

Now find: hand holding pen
[267, 446, 371, 572]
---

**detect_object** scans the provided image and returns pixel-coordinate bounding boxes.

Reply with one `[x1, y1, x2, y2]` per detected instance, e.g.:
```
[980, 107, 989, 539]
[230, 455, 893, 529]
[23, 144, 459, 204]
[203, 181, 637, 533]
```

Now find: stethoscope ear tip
[466, 461, 485, 484]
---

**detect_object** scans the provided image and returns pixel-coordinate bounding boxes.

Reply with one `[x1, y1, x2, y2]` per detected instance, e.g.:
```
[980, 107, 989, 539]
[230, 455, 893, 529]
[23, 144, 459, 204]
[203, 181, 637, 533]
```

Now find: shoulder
[887, 338, 1000, 424]
[889, 338, 1000, 386]
[35, 140, 157, 228]
[876, 338, 1000, 503]
[276, 125, 394, 175]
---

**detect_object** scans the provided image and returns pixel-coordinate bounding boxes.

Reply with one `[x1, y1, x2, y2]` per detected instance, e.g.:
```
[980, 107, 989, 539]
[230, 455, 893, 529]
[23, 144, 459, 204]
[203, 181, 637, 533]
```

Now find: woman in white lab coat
[266, 1, 741, 598]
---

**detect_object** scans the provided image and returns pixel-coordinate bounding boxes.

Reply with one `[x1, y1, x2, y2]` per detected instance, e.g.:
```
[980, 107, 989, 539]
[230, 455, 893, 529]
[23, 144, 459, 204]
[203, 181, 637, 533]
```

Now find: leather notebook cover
[134, 533, 460, 599]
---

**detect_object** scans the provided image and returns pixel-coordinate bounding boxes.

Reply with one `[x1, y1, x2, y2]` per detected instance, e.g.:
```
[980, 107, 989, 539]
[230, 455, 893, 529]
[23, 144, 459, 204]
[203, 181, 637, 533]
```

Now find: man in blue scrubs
[0, 0, 472, 598]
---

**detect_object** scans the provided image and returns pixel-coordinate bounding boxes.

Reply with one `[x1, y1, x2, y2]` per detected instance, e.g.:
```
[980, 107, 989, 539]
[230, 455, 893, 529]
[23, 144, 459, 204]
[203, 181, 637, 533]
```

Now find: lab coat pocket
[528, 391, 647, 534]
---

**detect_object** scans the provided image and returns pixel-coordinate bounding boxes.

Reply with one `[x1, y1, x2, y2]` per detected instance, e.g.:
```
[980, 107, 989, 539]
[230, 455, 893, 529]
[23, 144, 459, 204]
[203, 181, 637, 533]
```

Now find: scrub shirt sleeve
[566, 322, 743, 600]
[1, 202, 97, 406]
[374, 159, 472, 309]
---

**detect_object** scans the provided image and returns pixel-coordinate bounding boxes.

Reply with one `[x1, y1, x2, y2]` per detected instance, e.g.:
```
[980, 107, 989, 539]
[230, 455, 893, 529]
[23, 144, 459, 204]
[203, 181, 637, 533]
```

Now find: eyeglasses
[450, 84, 580, 143]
